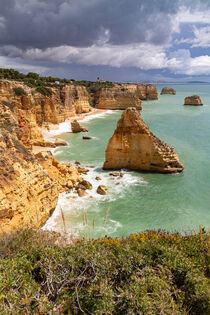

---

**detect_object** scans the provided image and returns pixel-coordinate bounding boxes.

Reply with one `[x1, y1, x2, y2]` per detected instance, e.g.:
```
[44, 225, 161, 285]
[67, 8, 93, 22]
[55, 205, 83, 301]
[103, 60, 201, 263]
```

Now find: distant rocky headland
[94, 83, 158, 110]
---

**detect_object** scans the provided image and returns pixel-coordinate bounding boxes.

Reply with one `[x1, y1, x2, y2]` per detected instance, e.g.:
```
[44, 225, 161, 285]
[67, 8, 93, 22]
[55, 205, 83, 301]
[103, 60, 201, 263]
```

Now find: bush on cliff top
[35, 86, 53, 96]
[13, 87, 25, 96]
[0, 229, 209, 314]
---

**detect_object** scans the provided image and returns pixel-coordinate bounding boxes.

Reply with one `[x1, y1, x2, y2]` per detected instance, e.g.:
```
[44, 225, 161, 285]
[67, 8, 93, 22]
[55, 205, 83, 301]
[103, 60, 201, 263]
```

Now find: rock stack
[184, 95, 203, 106]
[103, 107, 184, 174]
[160, 87, 176, 95]
[71, 120, 88, 133]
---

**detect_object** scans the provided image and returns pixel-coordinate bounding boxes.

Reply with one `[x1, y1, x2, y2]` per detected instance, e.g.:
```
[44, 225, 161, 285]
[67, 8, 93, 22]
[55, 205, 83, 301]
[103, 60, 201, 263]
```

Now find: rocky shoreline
[0, 78, 188, 233]
[0, 78, 158, 232]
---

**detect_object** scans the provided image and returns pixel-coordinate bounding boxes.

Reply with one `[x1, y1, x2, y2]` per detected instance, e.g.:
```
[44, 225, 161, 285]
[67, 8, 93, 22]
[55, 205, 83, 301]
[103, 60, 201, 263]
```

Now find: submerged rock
[109, 172, 120, 177]
[83, 135, 92, 140]
[160, 87, 176, 95]
[103, 107, 184, 174]
[184, 95, 203, 106]
[77, 188, 88, 197]
[71, 120, 88, 133]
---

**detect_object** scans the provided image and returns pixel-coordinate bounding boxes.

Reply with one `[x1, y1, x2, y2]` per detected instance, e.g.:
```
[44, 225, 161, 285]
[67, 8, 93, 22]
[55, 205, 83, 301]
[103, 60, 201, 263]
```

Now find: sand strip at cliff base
[32, 109, 108, 154]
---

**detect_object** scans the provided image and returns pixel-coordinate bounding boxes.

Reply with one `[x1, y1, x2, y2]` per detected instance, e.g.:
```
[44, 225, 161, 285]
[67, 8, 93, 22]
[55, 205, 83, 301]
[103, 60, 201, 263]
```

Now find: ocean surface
[44, 84, 210, 238]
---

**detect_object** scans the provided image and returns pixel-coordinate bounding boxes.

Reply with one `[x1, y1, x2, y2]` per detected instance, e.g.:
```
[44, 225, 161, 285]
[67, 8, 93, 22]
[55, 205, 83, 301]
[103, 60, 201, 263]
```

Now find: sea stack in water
[71, 120, 88, 133]
[103, 108, 184, 173]
[160, 87, 176, 95]
[184, 95, 203, 106]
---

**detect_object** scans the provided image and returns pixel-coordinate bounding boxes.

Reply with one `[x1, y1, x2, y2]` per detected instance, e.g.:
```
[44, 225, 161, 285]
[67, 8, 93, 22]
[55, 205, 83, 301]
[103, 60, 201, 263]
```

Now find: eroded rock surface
[0, 102, 80, 233]
[103, 107, 184, 174]
[97, 185, 108, 195]
[184, 95, 203, 106]
[160, 87, 176, 95]
[71, 120, 88, 133]
[0, 79, 92, 148]
[94, 87, 142, 110]
[119, 84, 158, 100]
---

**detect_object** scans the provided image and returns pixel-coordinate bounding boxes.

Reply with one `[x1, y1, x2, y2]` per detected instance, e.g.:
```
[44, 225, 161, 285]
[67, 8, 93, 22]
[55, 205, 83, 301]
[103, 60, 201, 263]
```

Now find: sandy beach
[32, 108, 107, 154]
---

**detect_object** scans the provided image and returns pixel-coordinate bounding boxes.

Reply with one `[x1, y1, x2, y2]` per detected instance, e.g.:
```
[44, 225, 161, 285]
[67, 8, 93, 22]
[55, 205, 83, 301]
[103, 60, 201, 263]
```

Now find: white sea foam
[53, 149, 65, 156]
[43, 165, 147, 236]
[42, 121, 72, 142]
[81, 110, 114, 122]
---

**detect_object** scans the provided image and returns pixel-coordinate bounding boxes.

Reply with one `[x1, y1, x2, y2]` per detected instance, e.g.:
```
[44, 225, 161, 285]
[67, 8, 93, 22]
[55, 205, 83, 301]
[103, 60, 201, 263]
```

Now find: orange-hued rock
[94, 87, 142, 110]
[160, 87, 176, 95]
[71, 120, 88, 133]
[0, 107, 58, 231]
[97, 185, 108, 195]
[35, 151, 80, 189]
[0, 79, 92, 148]
[0, 102, 80, 233]
[103, 107, 184, 174]
[54, 138, 67, 146]
[184, 95, 203, 106]
[119, 83, 158, 100]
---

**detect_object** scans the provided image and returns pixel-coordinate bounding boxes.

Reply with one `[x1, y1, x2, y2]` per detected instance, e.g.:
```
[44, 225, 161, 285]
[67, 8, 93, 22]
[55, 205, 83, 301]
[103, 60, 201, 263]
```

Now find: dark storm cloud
[0, 0, 209, 51]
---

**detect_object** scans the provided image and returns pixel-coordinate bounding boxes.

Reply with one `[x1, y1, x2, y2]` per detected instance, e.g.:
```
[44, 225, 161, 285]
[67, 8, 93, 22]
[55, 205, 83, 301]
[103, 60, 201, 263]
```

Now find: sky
[1, 0, 210, 82]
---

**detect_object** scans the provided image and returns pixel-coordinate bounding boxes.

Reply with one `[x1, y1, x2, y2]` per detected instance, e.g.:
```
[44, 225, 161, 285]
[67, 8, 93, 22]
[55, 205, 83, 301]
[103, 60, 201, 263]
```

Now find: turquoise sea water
[44, 84, 210, 238]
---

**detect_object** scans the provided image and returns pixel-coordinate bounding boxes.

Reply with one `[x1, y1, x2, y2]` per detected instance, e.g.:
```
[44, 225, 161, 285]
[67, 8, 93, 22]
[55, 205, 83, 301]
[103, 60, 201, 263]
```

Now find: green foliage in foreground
[0, 230, 209, 314]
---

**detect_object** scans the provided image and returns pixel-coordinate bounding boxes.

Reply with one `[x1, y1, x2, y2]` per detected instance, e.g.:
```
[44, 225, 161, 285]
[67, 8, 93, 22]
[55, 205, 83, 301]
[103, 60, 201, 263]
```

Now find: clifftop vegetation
[0, 68, 114, 93]
[0, 229, 209, 314]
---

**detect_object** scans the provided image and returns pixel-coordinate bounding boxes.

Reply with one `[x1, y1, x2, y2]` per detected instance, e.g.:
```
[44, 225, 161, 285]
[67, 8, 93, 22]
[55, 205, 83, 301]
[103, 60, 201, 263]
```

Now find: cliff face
[94, 87, 142, 110]
[0, 102, 80, 233]
[103, 107, 184, 173]
[119, 83, 158, 100]
[0, 80, 92, 148]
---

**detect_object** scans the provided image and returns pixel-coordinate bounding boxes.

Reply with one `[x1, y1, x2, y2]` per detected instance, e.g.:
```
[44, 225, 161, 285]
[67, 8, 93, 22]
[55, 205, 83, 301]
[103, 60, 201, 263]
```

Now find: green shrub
[89, 98, 96, 107]
[35, 86, 53, 96]
[13, 87, 25, 96]
[0, 229, 209, 314]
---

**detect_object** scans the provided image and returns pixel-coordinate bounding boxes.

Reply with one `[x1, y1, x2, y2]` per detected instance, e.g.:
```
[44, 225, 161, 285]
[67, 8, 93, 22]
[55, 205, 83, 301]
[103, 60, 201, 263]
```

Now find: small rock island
[184, 95, 203, 106]
[160, 87, 176, 95]
[103, 107, 184, 174]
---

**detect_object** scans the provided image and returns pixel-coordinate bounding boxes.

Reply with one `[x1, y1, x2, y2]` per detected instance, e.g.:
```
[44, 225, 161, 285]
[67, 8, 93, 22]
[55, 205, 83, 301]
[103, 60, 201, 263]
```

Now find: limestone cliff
[103, 107, 184, 174]
[118, 83, 158, 100]
[0, 79, 92, 148]
[0, 102, 80, 233]
[94, 87, 142, 110]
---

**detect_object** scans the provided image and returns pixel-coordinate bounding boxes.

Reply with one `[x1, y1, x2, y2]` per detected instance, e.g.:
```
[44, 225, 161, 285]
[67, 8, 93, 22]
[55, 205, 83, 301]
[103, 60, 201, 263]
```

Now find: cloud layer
[0, 0, 210, 79]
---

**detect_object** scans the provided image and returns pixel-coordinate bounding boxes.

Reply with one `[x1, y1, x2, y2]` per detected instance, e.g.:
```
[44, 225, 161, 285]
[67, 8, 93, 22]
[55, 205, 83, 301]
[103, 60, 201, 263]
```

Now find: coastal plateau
[94, 83, 158, 109]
